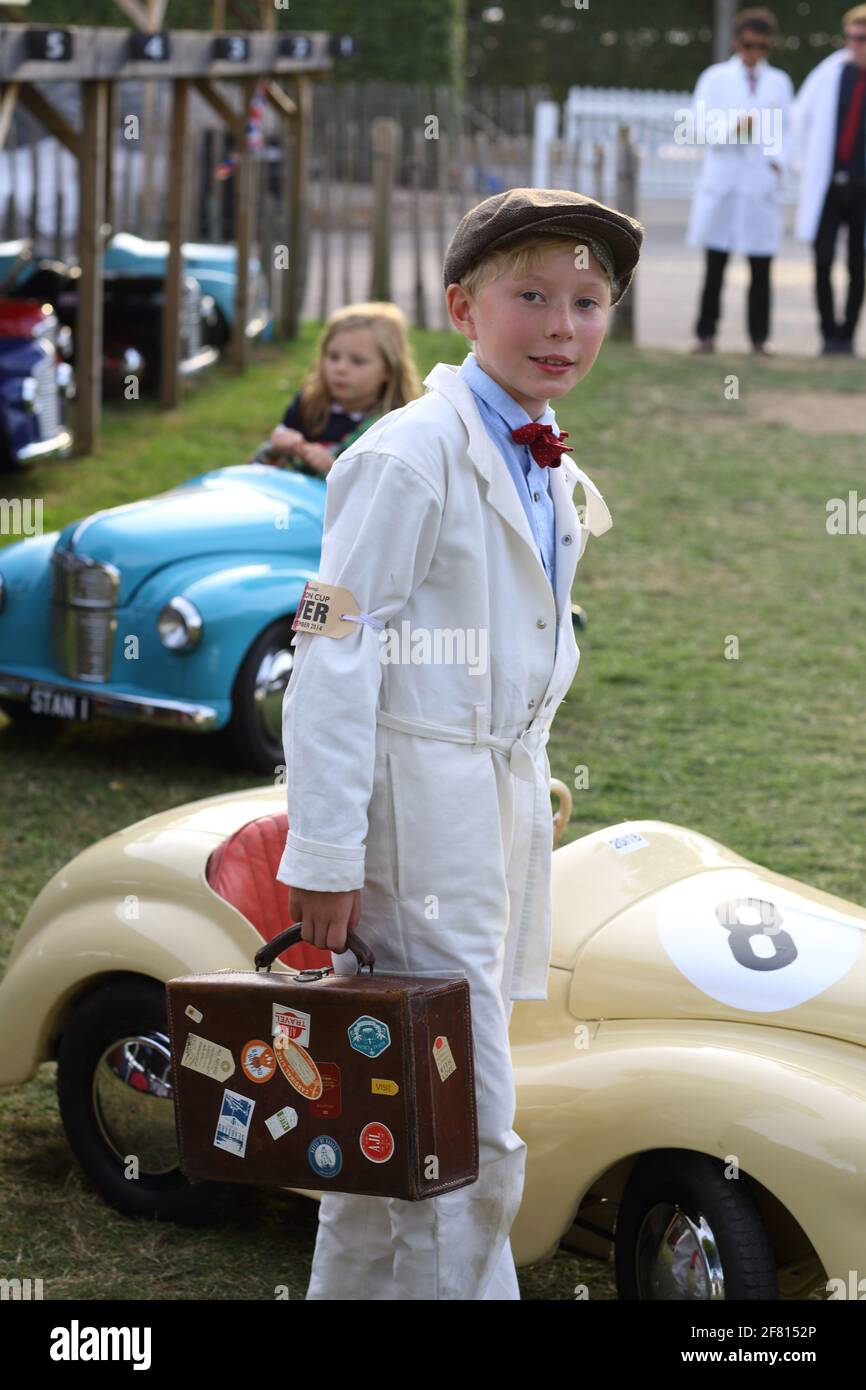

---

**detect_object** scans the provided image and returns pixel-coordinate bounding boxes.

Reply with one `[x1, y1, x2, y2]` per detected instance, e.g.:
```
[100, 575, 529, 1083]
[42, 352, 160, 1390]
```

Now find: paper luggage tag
[292, 581, 362, 639]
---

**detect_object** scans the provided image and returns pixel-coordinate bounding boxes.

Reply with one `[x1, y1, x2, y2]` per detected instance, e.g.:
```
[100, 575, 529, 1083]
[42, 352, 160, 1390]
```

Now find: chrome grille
[51, 549, 120, 681]
[34, 341, 61, 441]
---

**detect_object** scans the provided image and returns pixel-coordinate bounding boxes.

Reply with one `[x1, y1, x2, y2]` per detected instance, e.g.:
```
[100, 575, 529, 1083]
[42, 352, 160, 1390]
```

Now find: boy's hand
[270, 425, 304, 454]
[288, 886, 361, 954]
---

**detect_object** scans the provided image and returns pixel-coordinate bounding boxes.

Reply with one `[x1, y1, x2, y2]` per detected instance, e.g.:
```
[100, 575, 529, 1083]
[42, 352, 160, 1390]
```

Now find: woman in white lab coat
[686, 9, 794, 352]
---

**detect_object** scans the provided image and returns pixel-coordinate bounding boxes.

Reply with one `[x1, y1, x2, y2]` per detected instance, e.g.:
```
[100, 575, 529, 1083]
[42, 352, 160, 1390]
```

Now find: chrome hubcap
[636, 1203, 725, 1299]
[93, 1032, 179, 1175]
[252, 643, 295, 746]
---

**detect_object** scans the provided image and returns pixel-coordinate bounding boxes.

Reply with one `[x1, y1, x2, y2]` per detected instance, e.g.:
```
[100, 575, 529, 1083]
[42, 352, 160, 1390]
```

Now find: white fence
[557, 85, 799, 203]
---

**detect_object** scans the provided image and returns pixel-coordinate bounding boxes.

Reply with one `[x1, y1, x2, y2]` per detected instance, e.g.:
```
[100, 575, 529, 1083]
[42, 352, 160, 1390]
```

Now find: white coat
[685, 53, 794, 256]
[276, 361, 613, 1299]
[276, 360, 612, 1004]
[789, 48, 865, 244]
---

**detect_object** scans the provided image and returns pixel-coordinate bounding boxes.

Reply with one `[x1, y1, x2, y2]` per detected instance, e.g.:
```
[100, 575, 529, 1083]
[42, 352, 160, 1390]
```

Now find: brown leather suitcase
[166, 925, 478, 1200]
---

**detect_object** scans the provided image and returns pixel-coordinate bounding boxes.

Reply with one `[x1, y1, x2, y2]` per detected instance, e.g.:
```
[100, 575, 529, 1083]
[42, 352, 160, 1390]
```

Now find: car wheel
[614, 1150, 778, 1299]
[56, 976, 230, 1224]
[225, 617, 296, 775]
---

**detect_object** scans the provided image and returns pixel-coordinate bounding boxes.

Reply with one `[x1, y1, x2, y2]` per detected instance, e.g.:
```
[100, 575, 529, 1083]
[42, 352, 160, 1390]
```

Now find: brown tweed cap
[443, 187, 645, 306]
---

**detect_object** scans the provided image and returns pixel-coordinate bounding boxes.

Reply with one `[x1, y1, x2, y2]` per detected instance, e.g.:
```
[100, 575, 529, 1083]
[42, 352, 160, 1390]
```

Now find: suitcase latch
[292, 967, 335, 982]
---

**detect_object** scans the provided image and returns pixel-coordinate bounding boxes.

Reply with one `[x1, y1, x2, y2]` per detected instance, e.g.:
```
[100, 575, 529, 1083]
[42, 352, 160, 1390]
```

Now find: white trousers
[305, 918, 526, 1300]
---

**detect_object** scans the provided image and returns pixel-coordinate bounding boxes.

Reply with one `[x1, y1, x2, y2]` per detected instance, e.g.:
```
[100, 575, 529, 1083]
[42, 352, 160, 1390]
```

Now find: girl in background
[258, 301, 422, 477]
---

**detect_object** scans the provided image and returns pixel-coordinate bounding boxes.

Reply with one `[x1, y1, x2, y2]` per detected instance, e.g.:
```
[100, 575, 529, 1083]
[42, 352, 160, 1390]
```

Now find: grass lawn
[1, 324, 863, 1300]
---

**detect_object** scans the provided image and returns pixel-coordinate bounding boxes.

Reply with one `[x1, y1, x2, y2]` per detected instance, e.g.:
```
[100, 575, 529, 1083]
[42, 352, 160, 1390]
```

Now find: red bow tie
[511, 423, 573, 469]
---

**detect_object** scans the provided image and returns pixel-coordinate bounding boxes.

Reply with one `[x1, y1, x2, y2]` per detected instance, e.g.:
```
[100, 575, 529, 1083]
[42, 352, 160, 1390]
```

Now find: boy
[276, 188, 644, 1300]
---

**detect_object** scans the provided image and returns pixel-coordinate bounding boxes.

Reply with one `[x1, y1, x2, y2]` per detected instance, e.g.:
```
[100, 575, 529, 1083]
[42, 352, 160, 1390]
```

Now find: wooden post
[228, 75, 256, 371]
[105, 79, 117, 235]
[160, 76, 188, 408]
[410, 126, 427, 329]
[76, 80, 108, 456]
[610, 124, 638, 344]
[370, 117, 398, 302]
[318, 115, 332, 322]
[283, 72, 312, 339]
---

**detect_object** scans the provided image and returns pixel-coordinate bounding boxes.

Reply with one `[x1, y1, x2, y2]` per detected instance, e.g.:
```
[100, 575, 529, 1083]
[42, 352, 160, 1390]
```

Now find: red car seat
[206, 813, 333, 971]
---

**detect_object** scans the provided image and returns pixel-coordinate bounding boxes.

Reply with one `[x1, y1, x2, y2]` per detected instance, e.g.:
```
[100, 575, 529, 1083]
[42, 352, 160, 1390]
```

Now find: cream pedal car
[1, 781, 863, 1301]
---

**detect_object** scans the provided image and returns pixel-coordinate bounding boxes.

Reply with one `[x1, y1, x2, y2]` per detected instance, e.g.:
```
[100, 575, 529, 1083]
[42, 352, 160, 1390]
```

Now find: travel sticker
[432, 1035, 456, 1082]
[265, 1105, 299, 1140]
[272, 1003, 311, 1048]
[347, 1015, 391, 1058]
[181, 1033, 235, 1082]
[213, 1089, 255, 1158]
[241, 1039, 277, 1084]
[274, 1033, 323, 1100]
[308, 1062, 341, 1118]
[184, 1004, 203, 1024]
[308, 1135, 343, 1178]
[371, 1078, 399, 1097]
[359, 1121, 394, 1164]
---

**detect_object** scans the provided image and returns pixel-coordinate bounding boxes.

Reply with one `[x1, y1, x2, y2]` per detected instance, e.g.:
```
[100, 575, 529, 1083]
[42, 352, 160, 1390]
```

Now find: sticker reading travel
[181, 1033, 235, 1082]
[292, 581, 363, 639]
[347, 1015, 391, 1058]
[274, 1033, 323, 1099]
[213, 1089, 254, 1158]
[272, 1003, 311, 1048]
[433, 1035, 457, 1082]
[241, 1039, 276, 1084]
[360, 1121, 395, 1164]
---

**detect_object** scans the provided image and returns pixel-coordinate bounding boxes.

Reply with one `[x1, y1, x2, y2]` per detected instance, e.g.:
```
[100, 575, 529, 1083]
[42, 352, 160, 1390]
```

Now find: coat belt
[375, 705, 549, 784]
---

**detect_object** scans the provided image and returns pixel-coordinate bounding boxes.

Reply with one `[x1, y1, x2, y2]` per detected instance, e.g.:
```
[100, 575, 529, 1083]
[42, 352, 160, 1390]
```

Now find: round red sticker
[359, 1121, 394, 1164]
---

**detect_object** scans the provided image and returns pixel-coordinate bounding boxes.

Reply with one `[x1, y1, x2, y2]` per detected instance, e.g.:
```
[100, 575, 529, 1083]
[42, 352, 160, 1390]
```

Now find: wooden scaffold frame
[0, 0, 332, 454]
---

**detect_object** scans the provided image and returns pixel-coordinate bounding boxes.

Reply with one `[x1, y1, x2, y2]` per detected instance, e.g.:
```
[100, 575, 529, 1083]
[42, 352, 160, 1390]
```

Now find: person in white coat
[276, 187, 643, 1300]
[685, 7, 794, 353]
[789, 6, 866, 355]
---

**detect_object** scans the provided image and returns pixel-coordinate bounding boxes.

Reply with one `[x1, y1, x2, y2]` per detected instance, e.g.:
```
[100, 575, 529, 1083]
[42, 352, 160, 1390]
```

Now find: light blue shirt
[457, 351, 557, 590]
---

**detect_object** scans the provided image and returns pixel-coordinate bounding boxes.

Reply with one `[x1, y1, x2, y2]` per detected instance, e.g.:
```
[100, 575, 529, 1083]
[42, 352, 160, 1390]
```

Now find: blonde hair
[459, 233, 613, 302]
[843, 4, 866, 25]
[294, 301, 422, 437]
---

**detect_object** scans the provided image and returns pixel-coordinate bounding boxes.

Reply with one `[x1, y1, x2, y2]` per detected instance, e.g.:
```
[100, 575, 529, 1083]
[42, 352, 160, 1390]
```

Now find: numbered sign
[280, 35, 313, 60]
[25, 30, 73, 62]
[129, 33, 171, 62]
[329, 34, 357, 59]
[213, 35, 250, 62]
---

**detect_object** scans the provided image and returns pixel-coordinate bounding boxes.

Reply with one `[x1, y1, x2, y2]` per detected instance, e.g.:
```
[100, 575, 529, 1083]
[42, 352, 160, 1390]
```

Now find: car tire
[224, 617, 296, 775]
[56, 976, 230, 1225]
[614, 1150, 779, 1300]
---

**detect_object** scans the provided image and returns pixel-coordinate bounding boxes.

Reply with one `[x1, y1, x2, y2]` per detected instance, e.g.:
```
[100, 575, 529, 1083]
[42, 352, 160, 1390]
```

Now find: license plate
[28, 683, 92, 722]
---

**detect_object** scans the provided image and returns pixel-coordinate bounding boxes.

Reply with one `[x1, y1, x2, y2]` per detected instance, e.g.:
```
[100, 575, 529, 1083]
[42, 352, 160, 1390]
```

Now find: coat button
[533, 491, 540, 502]
[561, 534, 573, 545]
[528, 698, 536, 708]
[536, 618, 547, 629]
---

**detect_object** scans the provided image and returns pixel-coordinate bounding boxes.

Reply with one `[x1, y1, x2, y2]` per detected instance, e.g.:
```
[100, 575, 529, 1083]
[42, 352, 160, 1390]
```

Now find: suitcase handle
[254, 922, 376, 974]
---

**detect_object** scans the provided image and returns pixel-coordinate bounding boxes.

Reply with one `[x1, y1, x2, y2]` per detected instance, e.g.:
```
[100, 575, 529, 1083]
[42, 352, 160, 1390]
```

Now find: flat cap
[443, 187, 644, 306]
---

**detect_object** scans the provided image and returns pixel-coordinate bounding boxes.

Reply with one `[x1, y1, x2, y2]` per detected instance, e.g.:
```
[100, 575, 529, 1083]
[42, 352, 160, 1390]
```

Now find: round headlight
[157, 596, 203, 651]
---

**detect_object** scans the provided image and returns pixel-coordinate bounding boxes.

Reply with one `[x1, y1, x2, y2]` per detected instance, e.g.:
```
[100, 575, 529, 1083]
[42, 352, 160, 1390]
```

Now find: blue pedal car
[0, 462, 324, 771]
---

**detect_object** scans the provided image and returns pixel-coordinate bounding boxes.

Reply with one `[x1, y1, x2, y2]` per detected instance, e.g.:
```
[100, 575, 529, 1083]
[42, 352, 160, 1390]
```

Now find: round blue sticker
[307, 1135, 343, 1179]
